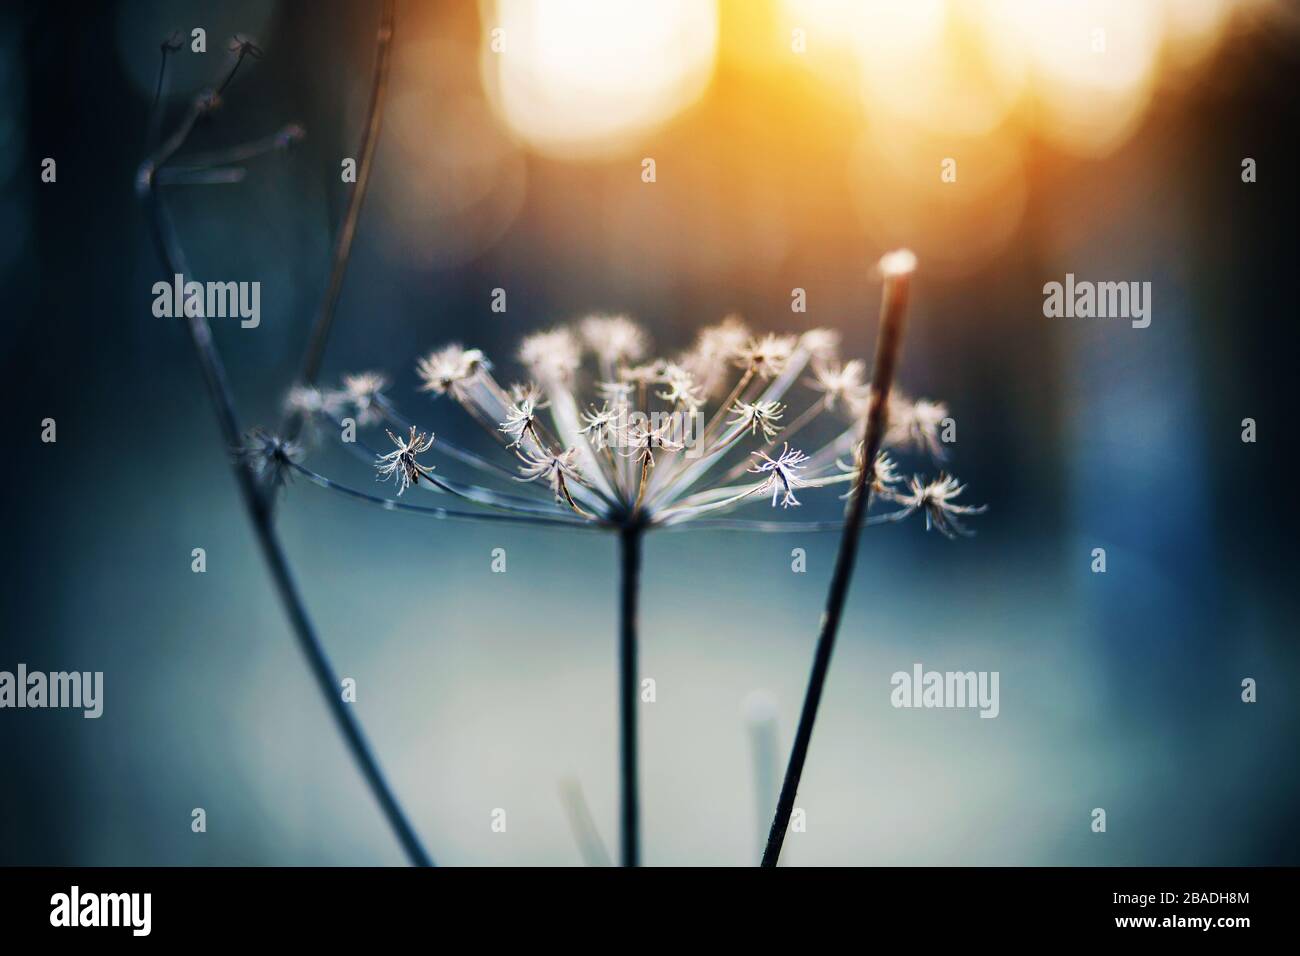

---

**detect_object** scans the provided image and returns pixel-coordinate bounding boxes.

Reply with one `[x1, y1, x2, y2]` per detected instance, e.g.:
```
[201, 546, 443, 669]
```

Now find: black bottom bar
[0, 866, 1291, 941]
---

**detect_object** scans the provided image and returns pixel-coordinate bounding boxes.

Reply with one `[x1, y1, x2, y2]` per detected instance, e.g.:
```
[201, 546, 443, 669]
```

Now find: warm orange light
[779, 0, 1241, 156]
[480, 0, 719, 160]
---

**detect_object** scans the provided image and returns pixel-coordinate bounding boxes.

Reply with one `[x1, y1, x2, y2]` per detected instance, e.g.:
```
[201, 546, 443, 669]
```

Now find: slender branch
[139, 42, 432, 868]
[217, 38, 263, 95]
[618, 524, 643, 866]
[289, 0, 396, 408]
[293, 463, 603, 529]
[154, 167, 247, 186]
[660, 518, 849, 533]
[144, 32, 182, 154]
[318, 410, 573, 515]
[164, 123, 304, 173]
[559, 475, 600, 521]
[761, 254, 915, 867]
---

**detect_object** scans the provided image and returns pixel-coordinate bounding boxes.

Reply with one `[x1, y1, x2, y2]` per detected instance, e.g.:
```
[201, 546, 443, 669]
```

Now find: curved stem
[761, 264, 912, 868]
[618, 524, 643, 866]
[145, 188, 432, 867]
[163, 124, 302, 173]
[292, 462, 603, 529]
[660, 518, 849, 533]
[290, 0, 396, 403]
[139, 36, 431, 867]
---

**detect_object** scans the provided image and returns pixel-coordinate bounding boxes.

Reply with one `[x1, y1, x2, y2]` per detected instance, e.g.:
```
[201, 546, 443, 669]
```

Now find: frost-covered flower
[748, 443, 811, 508]
[375, 426, 435, 495]
[417, 344, 488, 397]
[885, 474, 986, 538]
[728, 400, 785, 441]
[236, 428, 302, 491]
[340, 372, 388, 426]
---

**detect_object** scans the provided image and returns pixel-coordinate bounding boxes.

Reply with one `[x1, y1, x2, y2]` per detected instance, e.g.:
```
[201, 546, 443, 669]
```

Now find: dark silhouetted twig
[288, 0, 396, 422]
[619, 523, 643, 866]
[761, 253, 915, 867]
[138, 29, 432, 868]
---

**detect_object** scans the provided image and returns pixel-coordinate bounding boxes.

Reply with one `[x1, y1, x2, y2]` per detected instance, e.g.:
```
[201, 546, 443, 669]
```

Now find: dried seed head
[417, 344, 488, 396]
[285, 384, 343, 418]
[519, 328, 581, 383]
[236, 428, 302, 492]
[330, 303, 976, 534]
[682, 315, 751, 398]
[728, 400, 785, 441]
[799, 328, 840, 362]
[515, 447, 586, 503]
[748, 443, 811, 508]
[499, 396, 542, 448]
[655, 364, 705, 411]
[808, 358, 866, 413]
[340, 371, 388, 425]
[694, 315, 751, 362]
[837, 447, 904, 500]
[581, 403, 622, 452]
[891, 474, 986, 538]
[597, 380, 635, 404]
[736, 333, 797, 380]
[625, 418, 684, 467]
[580, 315, 647, 366]
[375, 425, 435, 495]
[508, 381, 548, 407]
[884, 395, 949, 458]
[619, 360, 667, 385]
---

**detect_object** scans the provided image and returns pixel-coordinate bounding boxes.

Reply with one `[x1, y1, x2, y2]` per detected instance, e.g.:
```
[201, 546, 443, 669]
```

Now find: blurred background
[2, 0, 1297, 865]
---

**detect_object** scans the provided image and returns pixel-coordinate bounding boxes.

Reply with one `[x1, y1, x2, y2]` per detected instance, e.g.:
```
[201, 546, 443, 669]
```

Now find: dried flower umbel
[287, 319, 975, 535]
[267, 252, 983, 866]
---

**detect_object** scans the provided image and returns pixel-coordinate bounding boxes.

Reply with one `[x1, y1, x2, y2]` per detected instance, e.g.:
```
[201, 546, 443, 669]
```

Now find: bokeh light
[379, 32, 527, 270]
[479, 0, 719, 159]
